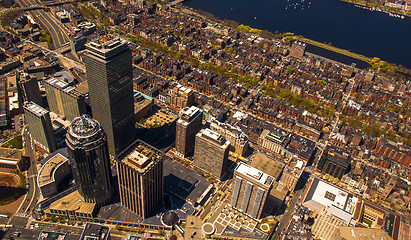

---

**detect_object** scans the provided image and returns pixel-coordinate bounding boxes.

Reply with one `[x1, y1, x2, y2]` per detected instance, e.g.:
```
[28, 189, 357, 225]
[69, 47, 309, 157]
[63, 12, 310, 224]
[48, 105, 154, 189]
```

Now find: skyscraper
[230, 163, 274, 219]
[116, 139, 163, 218]
[23, 102, 56, 152]
[84, 37, 135, 156]
[66, 115, 112, 207]
[175, 106, 202, 157]
[18, 73, 42, 107]
[193, 129, 230, 180]
[44, 77, 86, 121]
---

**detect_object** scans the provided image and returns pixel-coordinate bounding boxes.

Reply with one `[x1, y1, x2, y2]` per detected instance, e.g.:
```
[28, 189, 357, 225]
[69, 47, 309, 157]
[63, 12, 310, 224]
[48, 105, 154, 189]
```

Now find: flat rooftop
[251, 152, 285, 181]
[122, 142, 162, 173]
[37, 153, 68, 186]
[80, 222, 110, 240]
[235, 162, 274, 187]
[49, 190, 95, 215]
[0, 147, 22, 160]
[24, 101, 49, 117]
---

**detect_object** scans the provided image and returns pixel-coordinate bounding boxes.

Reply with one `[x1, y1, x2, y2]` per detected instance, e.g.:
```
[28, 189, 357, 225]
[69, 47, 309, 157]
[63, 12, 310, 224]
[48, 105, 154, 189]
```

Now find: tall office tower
[290, 41, 307, 59]
[117, 140, 163, 218]
[175, 106, 202, 157]
[230, 163, 274, 219]
[18, 73, 42, 106]
[23, 102, 56, 152]
[83, 37, 135, 156]
[193, 129, 230, 180]
[66, 115, 112, 207]
[44, 77, 86, 121]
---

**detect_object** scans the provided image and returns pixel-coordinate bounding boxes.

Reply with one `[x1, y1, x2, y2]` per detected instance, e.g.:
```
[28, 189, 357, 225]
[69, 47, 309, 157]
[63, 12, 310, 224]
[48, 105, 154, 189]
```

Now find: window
[324, 191, 336, 201]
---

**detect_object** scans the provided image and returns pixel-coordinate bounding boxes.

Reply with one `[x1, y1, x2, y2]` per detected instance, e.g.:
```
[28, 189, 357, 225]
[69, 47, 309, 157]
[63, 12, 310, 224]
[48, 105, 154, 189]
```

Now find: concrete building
[209, 118, 248, 156]
[43, 77, 86, 122]
[66, 115, 112, 207]
[194, 129, 229, 180]
[116, 140, 163, 219]
[24, 102, 56, 152]
[169, 84, 194, 110]
[317, 145, 350, 179]
[80, 222, 111, 240]
[37, 153, 71, 198]
[0, 147, 26, 171]
[290, 41, 306, 59]
[312, 206, 351, 240]
[258, 129, 288, 155]
[134, 90, 153, 121]
[230, 163, 274, 219]
[279, 159, 304, 192]
[175, 106, 202, 157]
[84, 37, 136, 156]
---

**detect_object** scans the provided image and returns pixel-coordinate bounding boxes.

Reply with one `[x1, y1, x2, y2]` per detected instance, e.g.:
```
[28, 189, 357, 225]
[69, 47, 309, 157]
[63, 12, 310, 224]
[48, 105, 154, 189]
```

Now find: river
[184, 0, 411, 69]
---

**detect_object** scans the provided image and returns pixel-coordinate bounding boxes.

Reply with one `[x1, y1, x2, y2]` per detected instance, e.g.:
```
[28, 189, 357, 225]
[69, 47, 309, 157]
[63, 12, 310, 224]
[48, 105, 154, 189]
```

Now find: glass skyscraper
[66, 115, 112, 207]
[84, 37, 136, 156]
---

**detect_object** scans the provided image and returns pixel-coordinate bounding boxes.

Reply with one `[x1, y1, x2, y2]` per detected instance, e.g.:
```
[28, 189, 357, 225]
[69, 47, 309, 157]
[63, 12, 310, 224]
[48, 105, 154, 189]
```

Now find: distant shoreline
[338, 0, 410, 18]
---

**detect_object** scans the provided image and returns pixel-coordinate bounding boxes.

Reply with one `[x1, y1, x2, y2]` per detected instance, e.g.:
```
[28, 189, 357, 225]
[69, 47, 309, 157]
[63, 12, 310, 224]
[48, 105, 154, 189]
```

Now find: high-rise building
[175, 106, 202, 157]
[209, 118, 248, 156]
[117, 140, 163, 218]
[24, 102, 56, 152]
[84, 37, 135, 156]
[44, 77, 86, 121]
[230, 163, 274, 219]
[66, 115, 112, 207]
[193, 129, 229, 180]
[18, 73, 42, 107]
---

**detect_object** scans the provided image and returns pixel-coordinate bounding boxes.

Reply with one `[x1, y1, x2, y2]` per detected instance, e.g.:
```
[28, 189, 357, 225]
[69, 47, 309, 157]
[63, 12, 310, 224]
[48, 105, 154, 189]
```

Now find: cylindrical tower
[66, 115, 112, 207]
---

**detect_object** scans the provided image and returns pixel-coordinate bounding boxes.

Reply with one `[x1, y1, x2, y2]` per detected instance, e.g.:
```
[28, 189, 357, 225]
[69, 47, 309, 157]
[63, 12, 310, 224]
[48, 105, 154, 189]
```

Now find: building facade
[116, 140, 163, 219]
[169, 84, 194, 110]
[175, 106, 202, 157]
[84, 37, 136, 156]
[44, 77, 86, 121]
[23, 102, 56, 152]
[209, 118, 248, 156]
[258, 129, 288, 155]
[230, 163, 274, 219]
[317, 145, 350, 179]
[290, 41, 306, 59]
[193, 129, 229, 180]
[18, 73, 42, 107]
[66, 115, 112, 207]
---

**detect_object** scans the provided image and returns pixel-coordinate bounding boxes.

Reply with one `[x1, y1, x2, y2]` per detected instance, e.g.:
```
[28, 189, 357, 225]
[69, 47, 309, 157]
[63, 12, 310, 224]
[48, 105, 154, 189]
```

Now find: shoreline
[174, 4, 411, 76]
[338, 0, 410, 18]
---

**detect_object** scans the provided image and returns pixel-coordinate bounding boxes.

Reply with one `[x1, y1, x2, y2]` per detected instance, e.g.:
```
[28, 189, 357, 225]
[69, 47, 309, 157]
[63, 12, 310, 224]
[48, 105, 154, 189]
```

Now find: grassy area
[299, 38, 371, 63]
[1, 135, 23, 149]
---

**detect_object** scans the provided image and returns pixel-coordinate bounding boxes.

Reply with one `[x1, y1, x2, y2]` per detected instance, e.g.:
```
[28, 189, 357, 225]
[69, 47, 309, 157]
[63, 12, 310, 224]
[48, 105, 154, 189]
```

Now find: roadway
[270, 189, 303, 240]
[17, 0, 67, 48]
[8, 127, 40, 227]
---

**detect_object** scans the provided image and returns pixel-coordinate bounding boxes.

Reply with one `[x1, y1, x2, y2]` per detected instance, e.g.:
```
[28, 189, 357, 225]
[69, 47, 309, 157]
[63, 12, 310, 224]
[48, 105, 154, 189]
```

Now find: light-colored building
[230, 163, 274, 219]
[209, 118, 248, 156]
[258, 129, 288, 155]
[37, 153, 71, 198]
[169, 84, 194, 110]
[0, 147, 25, 171]
[194, 129, 230, 180]
[312, 206, 351, 240]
